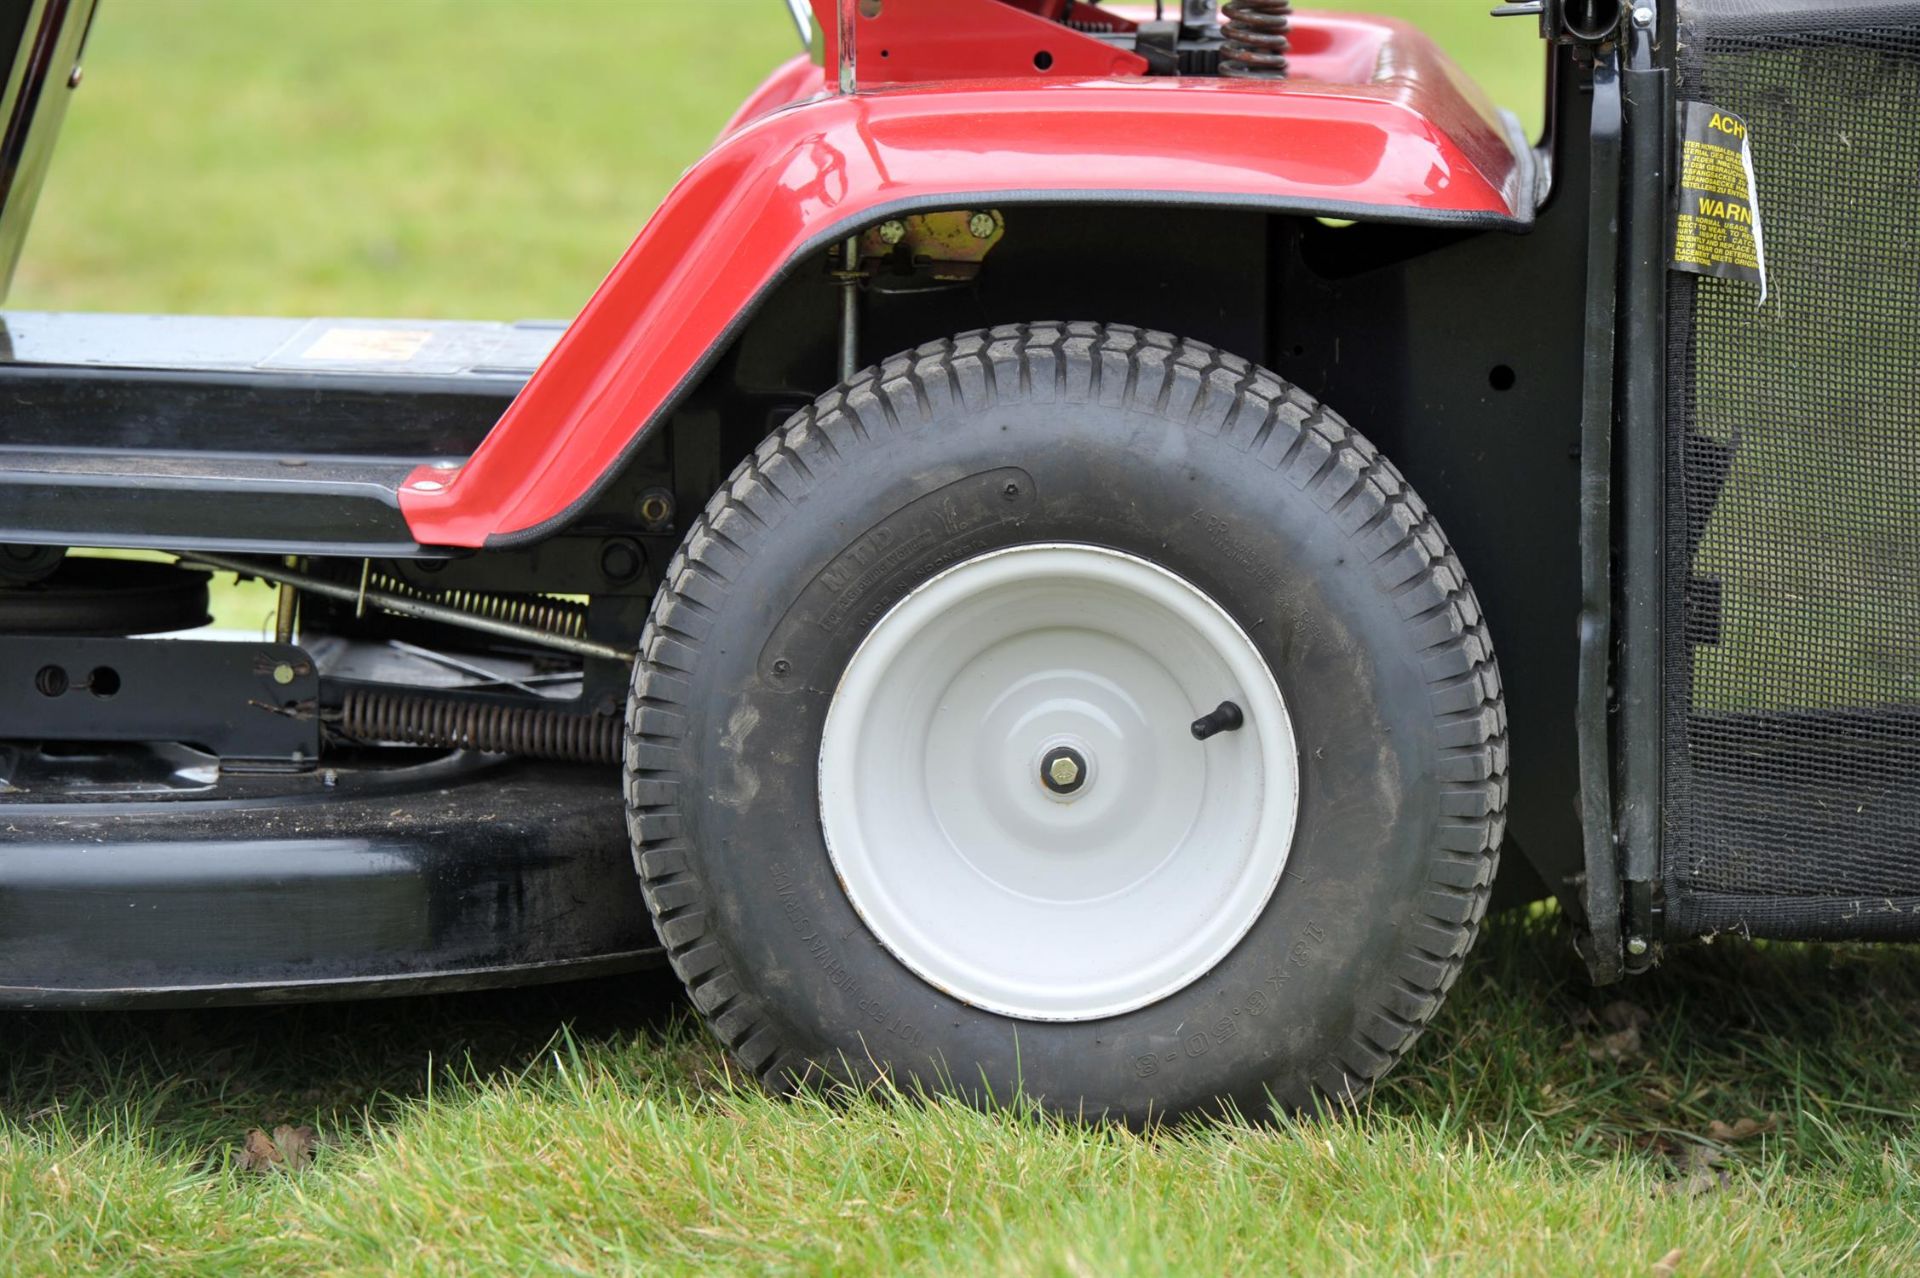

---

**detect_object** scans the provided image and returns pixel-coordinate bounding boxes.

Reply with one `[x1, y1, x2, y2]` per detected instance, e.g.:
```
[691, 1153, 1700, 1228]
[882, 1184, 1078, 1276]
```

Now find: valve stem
[1190, 700, 1245, 740]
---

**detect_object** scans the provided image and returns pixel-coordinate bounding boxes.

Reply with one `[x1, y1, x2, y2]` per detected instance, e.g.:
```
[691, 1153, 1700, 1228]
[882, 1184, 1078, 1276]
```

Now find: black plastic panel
[0, 749, 660, 1006]
[0, 313, 571, 553]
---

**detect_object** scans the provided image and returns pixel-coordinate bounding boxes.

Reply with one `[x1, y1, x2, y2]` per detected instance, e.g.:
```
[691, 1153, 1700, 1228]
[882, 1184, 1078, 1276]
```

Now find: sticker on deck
[1672, 101, 1768, 302]
[299, 327, 433, 362]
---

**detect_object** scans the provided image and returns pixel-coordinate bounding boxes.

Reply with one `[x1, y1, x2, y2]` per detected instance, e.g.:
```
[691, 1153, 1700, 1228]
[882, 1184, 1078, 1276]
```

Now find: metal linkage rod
[180, 552, 635, 665]
[838, 0, 858, 94]
[839, 234, 862, 381]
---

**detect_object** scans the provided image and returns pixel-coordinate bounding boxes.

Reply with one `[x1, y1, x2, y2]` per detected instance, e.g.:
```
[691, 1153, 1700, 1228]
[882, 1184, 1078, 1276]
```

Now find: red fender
[400, 13, 1536, 547]
[718, 54, 826, 137]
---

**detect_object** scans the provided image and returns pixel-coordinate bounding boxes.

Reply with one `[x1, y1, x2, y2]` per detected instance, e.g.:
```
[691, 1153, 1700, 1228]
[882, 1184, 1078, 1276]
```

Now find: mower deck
[0, 745, 659, 1008]
[0, 311, 562, 554]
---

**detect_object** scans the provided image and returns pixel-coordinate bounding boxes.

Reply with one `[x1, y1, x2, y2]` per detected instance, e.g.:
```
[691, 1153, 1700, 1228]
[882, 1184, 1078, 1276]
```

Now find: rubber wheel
[625, 323, 1506, 1122]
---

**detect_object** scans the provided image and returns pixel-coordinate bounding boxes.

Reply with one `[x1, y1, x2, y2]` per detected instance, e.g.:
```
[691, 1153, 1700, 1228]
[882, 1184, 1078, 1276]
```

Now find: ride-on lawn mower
[0, 0, 1909, 1121]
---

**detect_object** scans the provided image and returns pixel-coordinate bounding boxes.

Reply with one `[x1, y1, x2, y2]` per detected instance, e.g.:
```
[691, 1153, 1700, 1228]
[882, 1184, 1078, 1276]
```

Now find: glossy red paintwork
[400, 12, 1531, 547]
[719, 54, 825, 136]
[810, 0, 1148, 86]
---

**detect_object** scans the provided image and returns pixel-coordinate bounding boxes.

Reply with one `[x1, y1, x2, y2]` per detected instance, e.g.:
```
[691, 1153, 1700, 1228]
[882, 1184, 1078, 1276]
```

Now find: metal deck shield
[0, 753, 660, 1006]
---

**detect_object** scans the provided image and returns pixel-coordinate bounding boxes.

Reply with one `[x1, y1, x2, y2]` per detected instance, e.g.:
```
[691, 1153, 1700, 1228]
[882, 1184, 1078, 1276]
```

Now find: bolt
[1625, 936, 1650, 956]
[637, 487, 676, 530]
[1631, 6, 1653, 26]
[878, 219, 907, 245]
[409, 478, 445, 493]
[272, 663, 296, 685]
[1040, 745, 1087, 795]
[967, 211, 997, 239]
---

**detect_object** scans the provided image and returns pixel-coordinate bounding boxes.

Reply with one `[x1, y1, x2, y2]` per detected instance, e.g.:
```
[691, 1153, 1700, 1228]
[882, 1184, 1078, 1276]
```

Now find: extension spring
[1220, 0, 1292, 79]
[338, 686, 621, 764]
[367, 572, 589, 640]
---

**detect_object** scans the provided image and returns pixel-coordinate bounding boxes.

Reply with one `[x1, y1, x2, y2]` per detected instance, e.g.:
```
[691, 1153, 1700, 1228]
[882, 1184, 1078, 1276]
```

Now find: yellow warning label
[300, 328, 433, 362]
[1672, 101, 1767, 296]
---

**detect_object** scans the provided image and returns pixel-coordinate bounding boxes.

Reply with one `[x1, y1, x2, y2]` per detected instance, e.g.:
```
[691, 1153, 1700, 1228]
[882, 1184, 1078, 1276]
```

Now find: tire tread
[625, 323, 1508, 1110]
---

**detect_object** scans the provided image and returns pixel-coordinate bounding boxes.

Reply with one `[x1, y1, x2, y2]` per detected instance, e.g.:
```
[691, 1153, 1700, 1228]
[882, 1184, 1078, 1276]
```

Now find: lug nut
[1040, 745, 1087, 795]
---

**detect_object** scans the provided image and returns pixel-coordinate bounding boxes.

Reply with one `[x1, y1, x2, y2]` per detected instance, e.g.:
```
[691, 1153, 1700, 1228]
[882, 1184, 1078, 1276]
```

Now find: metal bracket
[1495, 0, 1626, 47]
[861, 209, 1006, 281]
[0, 636, 320, 769]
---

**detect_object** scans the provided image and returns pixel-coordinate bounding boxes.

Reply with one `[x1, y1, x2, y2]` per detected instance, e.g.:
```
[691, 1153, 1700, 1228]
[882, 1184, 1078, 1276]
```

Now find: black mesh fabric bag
[1665, 0, 1920, 938]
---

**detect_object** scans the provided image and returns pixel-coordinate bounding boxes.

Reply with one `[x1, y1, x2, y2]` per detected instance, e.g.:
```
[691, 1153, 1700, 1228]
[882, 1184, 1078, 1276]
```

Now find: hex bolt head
[967, 211, 997, 239]
[1631, 6, 1653, 26]
[1040, 745, 1087, 795]
[1625, 936, 1650, 956]
[878, 219, 907, 245]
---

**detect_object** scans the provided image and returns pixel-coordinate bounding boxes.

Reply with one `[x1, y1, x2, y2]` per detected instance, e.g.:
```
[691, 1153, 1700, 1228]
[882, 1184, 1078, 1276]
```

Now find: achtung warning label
[1672, 101, 1768, 301]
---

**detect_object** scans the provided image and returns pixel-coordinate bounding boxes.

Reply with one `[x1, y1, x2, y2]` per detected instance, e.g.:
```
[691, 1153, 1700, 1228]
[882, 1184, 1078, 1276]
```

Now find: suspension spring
[1220, 0, 1292, 79]
[338, 686, 621, 764]
[367, 573, 589, 640]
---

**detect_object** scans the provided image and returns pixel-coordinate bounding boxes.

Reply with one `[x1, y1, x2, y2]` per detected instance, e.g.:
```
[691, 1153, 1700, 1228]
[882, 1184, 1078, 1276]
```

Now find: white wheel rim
[818, 543, 1299, 1022]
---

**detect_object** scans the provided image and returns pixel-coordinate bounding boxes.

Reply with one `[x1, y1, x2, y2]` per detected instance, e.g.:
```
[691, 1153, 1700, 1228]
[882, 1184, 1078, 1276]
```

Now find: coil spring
[339, 687, 621, 764]
[1220, 0, 1292, 79]
[368, 573, 588, 639]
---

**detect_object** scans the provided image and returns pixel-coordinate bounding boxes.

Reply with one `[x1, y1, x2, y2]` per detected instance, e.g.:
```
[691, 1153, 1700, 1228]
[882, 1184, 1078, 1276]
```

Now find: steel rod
[181, 552, 635, 665]
[838, 0, 858, 94]
[839, 234, 861, 381]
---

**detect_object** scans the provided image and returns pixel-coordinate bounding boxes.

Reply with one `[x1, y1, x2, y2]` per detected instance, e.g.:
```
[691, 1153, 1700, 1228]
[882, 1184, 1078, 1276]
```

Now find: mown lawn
[5, 915, 1918, 1274]
[4, 3, 1916, 1274]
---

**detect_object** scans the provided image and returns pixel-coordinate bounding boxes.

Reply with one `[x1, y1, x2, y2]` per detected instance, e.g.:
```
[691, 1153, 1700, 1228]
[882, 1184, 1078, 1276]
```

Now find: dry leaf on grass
[1657, 1144, 1729, 1198]
[236, 1124, 318, 1173]
[1705, 1115, 1776, 1144]
[1652, 1246, 1686, 1276]
[1588, 1025, 1643, 1061]
[1570, 1000, 1652, 1061]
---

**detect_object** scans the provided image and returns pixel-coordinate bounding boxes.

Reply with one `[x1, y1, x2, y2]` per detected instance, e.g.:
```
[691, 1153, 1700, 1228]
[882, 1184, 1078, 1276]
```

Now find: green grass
[6, 4, 1914, 1274]
[11, 0, 1543, 321]
[5, 915, 1919, 1274]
